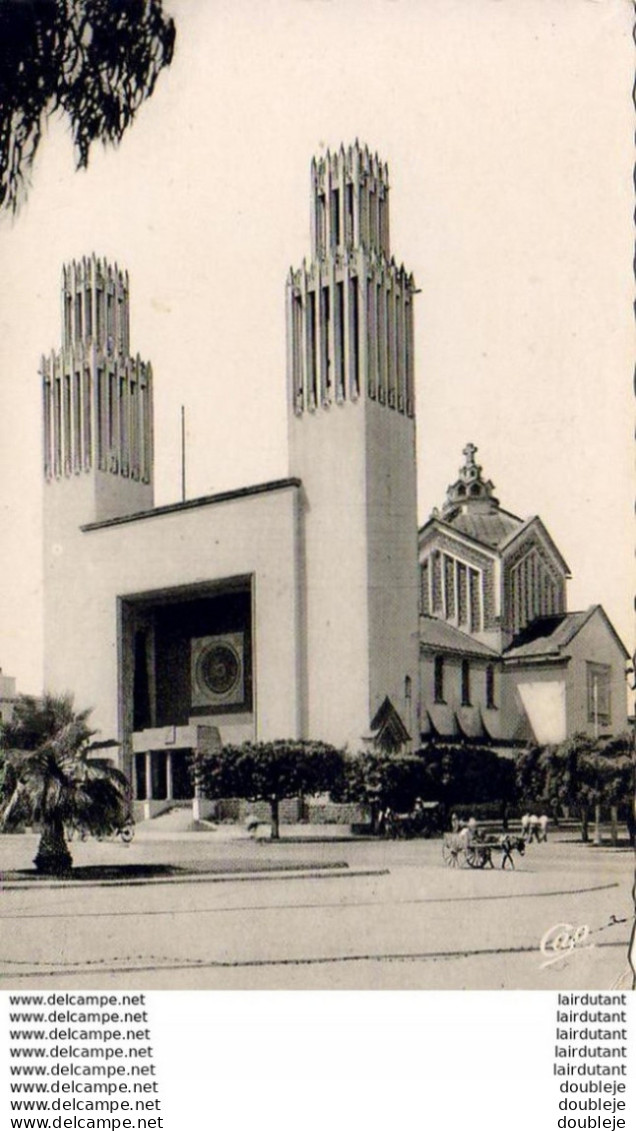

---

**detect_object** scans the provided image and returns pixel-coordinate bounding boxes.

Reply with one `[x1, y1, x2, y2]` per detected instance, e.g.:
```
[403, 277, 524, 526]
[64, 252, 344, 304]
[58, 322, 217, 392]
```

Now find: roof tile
[420, 617, 499, 658]
[504, 610, 594, 659]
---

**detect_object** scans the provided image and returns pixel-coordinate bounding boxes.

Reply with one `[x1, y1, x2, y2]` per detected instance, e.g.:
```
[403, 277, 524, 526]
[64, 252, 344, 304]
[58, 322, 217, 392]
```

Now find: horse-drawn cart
[442, 831, 525, 869]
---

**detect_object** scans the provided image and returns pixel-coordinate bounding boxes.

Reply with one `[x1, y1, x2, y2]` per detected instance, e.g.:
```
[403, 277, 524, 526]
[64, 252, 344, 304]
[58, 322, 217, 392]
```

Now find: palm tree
[0, 693, 131, 874]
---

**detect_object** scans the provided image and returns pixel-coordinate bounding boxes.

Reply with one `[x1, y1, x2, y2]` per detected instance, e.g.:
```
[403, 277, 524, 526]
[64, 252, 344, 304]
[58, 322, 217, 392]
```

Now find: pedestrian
[520, 812, 530, 840]
[528, 813, 540, 843]
[538, 814, 549, 842]
[450, 812, 460, 834]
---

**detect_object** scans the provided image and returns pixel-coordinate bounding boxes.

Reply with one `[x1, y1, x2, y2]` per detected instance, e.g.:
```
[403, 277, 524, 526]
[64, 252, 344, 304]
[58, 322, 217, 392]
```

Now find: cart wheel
[465, 846, 485, 869]
[120, 824, 134, 844]
[442, 842, 460, 868]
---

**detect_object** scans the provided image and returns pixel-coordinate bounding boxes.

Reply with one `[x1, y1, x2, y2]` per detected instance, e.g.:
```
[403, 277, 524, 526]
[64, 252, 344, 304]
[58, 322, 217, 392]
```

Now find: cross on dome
[442, 444, 498, 515]
[460, 442, 481, 482]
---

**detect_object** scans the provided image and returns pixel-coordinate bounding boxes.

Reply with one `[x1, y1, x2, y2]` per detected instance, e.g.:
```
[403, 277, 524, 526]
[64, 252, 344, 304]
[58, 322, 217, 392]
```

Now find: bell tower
[41, 256, 154, 523]
[287, 144, 420, 749]
[41, 257, 154, 693]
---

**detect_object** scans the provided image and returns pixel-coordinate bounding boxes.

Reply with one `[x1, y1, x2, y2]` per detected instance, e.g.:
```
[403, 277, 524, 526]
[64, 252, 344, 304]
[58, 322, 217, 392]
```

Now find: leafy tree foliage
[196, 732, 634, 843]
[196, 740, 344, 839]
[0, 693, 131, 873]
[0, 0, 175, 213]
[516, 732, 635, 844]
[515, 742, 577, 820]
[416, 743, 517, 823]
[331, 744, 517, 832]
[515, 744, 549, 808]
[598, 733, 635, 844]
[331, 753, 429, 833]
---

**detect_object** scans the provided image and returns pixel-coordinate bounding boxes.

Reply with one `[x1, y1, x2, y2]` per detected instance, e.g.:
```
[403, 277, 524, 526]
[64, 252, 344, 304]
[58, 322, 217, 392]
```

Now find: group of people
[520, 812, 549, 843]
[449, 811, 549, 844]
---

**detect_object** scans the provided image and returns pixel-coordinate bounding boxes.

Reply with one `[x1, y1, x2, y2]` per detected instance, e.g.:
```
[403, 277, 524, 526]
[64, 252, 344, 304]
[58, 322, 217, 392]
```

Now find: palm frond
[0, 693, 130, 836]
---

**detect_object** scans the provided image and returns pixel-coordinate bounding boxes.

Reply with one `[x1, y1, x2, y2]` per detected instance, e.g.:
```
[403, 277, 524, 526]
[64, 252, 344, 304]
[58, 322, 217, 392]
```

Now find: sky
[0, 0, 633, 694]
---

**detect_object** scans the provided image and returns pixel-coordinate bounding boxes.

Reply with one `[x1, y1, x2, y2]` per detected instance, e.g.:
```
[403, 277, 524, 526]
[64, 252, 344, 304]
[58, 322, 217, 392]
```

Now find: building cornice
[81, 478, 302, 532]
[502, 655, 571, 670]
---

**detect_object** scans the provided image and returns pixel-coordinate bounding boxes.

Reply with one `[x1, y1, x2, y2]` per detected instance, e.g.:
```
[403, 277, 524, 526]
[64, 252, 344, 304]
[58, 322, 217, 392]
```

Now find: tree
[576, 745, 605, 845]
[331, 753, 429, 833]
[196, 740, 344, 840]
[515, 744, 548, 809]
[0, 693, 131, 874]
[595, 733, 635, 846]
[545, 732, 635, 845]
[0, 0, 175, 213]
[543, 733, 596, 842]
[417, 742, 518, 826]
[515, 743, 567, 823]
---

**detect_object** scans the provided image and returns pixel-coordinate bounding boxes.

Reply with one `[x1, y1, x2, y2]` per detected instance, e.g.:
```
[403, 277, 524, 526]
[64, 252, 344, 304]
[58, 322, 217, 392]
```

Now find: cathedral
[40, 144, 627, 814]
[418, 445, 628, 747]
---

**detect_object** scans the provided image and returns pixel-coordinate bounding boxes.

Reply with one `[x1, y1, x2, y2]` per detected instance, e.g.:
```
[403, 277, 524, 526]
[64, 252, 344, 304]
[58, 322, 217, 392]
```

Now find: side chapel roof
[504, 605, 629, 661]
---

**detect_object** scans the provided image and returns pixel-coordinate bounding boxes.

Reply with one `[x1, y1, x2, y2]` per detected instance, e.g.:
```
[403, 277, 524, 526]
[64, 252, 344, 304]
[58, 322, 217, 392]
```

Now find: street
[1, 830, 633, 990]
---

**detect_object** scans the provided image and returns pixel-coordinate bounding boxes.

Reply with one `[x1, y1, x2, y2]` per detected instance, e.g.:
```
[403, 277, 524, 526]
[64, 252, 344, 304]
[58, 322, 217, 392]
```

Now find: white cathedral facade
[40, 145, 627, 812]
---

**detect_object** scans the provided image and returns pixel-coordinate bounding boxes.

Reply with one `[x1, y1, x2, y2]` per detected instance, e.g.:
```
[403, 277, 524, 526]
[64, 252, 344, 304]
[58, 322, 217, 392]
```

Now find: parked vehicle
[383, 800, 441, 839]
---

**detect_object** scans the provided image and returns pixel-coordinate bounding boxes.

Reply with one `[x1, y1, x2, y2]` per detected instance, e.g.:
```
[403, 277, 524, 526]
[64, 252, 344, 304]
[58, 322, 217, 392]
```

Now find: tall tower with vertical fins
[41, 256, 154, 519]
[287, 143, 420, 749]
[41, 256, 154, 692]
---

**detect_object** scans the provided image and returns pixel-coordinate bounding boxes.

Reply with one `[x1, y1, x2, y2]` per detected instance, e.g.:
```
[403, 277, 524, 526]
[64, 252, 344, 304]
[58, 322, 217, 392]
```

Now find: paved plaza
[0, 828, 633, 991]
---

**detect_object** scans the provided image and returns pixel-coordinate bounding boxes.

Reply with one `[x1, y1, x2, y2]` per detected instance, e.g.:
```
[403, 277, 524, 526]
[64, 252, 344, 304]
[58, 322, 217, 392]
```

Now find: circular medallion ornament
[197, 642, 240, 697]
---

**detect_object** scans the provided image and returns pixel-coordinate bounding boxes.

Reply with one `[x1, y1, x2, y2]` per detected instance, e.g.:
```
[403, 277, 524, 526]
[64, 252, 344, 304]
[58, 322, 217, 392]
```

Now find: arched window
[486, 664, 496, 709]
[434, 656, 445, 703]
[461, 659, 471, 706]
